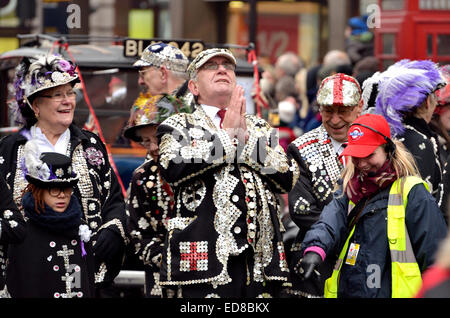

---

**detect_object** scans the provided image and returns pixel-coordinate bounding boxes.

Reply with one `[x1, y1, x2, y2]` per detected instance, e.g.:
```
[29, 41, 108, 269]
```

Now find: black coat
[6, 215, 95, 298]
[399, 117, 445, 213]
[126, 159, 175, 297]
[0, 175, 26, 292]
[302, 183, 447, 298]
[0, 124, 128, 284]
[156, 105, 300, 288]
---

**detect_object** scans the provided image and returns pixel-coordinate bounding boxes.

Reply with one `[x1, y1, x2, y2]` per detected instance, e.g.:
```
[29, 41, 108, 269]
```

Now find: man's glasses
[201, 61, 236, 71]
[320, 106, 356, 118]
[40, 90, 77, 103]
[138, 67, 155, 77]
[48, 187, 73, 197]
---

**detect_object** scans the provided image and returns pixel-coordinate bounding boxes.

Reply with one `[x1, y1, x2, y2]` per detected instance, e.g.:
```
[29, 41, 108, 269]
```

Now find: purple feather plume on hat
[20, 156, 28, 180]
[375, 59, 445, 136]
[47, 164, 58, 180]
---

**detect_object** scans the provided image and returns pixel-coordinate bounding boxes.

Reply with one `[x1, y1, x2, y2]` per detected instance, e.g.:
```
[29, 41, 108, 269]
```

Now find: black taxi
[0, 34, 257, 191]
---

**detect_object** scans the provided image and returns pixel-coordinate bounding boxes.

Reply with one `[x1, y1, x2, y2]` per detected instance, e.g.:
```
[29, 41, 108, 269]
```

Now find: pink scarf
[346, 161, 397, 204]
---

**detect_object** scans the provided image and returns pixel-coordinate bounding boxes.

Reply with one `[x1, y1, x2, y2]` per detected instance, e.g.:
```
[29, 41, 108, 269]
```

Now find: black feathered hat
[23, 140, 78, 188]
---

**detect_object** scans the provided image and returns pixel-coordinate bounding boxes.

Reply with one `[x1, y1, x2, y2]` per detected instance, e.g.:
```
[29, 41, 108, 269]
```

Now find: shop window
[381, 0, 404, 10]
[382, 33, 396, 54]
[419, 0, 450, 10]
[437, 34, 450, 56]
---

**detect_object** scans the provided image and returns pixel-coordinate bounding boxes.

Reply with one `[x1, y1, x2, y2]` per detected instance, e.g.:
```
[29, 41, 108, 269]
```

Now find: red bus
[375, 0, 450, 70]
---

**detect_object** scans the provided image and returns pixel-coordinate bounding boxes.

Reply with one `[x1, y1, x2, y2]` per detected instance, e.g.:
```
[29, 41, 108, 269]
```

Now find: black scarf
[22, 192, 82, 235]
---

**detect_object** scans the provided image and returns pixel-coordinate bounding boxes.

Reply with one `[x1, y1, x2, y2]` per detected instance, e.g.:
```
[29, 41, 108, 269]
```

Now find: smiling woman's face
[352, 145, 388, 176]
[32, 83, 76, 131]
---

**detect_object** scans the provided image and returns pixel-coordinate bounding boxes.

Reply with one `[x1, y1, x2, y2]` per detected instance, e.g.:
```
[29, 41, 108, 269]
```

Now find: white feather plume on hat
[361, 71, 381, 112]
[24, 139, 50, 179]
[23, 139, 50, 181]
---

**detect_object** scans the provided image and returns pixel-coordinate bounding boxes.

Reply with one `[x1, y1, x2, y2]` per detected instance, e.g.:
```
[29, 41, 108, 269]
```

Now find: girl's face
[43, 187, 72, 213]
[352, 145, 388, 176]
[136, 125, 159, 161]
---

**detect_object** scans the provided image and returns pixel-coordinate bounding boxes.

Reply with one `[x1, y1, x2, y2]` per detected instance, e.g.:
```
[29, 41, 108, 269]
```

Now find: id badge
[345, 242, 360, 266]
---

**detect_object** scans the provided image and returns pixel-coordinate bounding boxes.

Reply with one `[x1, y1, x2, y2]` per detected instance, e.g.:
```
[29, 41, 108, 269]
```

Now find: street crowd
[0, 16, 449, 299]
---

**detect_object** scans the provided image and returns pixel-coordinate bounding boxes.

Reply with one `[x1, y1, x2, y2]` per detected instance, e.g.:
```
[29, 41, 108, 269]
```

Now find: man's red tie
[339, 142, 348, 167]
[217, 109, 226, 128]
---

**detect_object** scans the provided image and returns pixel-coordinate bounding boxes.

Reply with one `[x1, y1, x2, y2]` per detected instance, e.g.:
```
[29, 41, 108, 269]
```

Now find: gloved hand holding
[297, 251, 323, 280]
[93, 228, 124, 263]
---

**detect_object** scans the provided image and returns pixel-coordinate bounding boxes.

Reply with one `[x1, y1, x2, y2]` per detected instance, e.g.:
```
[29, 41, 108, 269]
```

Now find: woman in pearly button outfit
[6, 142, 95, 298]
[375, 59, 447, 217]
[0, 54, 128, 293]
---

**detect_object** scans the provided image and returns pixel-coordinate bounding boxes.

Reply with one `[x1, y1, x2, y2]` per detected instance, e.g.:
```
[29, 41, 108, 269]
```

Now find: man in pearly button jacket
[156, 48, 300, 298]
[287, 73, 363, 298]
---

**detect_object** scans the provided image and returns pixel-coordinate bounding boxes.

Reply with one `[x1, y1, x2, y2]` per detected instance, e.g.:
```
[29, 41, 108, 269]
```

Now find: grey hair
[276, 52, 304, 77]
[168, 68, 189, 81]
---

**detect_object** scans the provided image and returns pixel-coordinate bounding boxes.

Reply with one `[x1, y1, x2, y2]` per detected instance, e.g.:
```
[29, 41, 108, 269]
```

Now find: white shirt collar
[330, 137, 346, 155]
[30, 125, 71, 155]
[200, 104, 226, 129]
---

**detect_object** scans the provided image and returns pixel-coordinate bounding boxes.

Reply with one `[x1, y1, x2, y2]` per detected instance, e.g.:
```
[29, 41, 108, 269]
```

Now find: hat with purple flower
[14, 54, 79, 109]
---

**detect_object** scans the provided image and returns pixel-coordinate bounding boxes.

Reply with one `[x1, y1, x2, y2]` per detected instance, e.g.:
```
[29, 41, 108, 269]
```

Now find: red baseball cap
[341, 113, 391, 158]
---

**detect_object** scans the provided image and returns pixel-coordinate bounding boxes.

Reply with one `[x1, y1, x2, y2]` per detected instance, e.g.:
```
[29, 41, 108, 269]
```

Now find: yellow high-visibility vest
[324, 176, 428, 298]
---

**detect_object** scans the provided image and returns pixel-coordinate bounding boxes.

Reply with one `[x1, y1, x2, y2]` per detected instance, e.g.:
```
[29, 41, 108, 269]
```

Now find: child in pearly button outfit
[6, 140, 95, 298]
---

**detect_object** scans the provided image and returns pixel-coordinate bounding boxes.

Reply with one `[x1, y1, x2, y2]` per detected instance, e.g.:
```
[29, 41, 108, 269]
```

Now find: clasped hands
[221, 85, 249, 144]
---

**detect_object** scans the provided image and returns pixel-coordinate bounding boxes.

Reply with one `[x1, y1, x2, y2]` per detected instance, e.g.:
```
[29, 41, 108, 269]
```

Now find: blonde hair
[340, 140, 421, 194]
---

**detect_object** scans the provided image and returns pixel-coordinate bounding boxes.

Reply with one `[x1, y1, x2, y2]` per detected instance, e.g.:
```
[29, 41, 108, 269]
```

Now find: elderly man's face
[320, 104, 362, 142]
[138, 66, 165, 96]
[189, 56, 236, 104]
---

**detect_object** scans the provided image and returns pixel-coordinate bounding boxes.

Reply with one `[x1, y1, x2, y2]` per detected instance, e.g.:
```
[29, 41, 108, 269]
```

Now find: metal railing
[113, 270, 145, 287]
